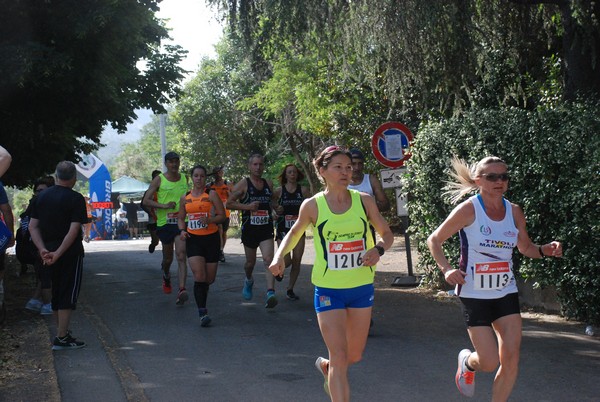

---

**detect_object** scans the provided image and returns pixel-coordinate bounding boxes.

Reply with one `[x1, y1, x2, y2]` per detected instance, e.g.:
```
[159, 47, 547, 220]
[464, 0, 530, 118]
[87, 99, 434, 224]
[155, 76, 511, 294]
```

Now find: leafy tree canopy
[210, 0, 600, 119]
[109, 114, 175, 183]
[0, 0, 187, 187]
[172, 36, 278, 181]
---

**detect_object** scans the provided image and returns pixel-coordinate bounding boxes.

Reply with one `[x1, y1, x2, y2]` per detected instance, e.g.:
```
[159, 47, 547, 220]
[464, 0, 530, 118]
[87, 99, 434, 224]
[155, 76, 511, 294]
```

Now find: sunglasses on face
[481, 173, 510, 182]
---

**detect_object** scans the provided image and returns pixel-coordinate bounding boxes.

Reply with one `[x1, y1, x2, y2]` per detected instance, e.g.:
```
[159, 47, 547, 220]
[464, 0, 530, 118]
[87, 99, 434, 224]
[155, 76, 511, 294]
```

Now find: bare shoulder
[209, 189, 222, 203]
[449, 199, 475, 223]
[369, 173, 383, 186]
[301, 185, 311, 198]
[509, 201, 526, 224]
[146, 175, 161, 194]
[229, 178, 248, 199]
[299, 197, 318, 222]
[232, 177, 247, 191]
[359, 191, 376, 205]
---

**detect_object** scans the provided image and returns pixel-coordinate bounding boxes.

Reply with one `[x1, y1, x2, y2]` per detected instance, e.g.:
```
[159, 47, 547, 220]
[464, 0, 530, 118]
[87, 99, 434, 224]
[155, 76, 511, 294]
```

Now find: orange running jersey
[184, 190, 218, 236]
[209, 181, 231, 218]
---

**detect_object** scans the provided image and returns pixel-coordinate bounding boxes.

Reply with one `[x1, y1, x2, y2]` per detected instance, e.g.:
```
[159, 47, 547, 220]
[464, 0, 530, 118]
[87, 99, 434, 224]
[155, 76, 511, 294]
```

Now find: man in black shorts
[29, 161, 88, 350]
[227, 154, 279, 308]
[124, 199, 139, 239]
[142, 152, 189, 304]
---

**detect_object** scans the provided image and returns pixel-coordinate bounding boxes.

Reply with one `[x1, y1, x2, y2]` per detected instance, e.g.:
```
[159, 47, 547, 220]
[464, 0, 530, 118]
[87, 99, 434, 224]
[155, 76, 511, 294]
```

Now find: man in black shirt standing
[124, 199, 139, 239]
[29, 161, 88, 350]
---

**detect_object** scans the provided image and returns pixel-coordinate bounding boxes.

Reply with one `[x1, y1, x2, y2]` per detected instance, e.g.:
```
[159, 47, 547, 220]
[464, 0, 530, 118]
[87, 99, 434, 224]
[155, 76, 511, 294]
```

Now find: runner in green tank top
[142, 152, 190, 305]
[269, 146, 394, 401]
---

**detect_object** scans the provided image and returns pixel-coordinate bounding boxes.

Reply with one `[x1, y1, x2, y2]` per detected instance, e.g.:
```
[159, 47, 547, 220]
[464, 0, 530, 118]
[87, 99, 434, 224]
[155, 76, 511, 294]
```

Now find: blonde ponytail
[443, 157, 477, 204]
[443, 156, 507, 204]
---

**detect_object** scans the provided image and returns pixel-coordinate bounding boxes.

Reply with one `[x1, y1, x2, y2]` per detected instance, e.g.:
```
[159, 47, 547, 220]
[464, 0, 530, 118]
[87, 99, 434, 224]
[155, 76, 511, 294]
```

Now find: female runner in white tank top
[428, 156, 563, 401]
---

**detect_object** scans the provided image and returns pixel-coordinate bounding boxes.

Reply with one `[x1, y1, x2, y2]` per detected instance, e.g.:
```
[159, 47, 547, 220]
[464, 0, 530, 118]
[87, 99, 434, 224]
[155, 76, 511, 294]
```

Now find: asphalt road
[48, 238, 600, 401]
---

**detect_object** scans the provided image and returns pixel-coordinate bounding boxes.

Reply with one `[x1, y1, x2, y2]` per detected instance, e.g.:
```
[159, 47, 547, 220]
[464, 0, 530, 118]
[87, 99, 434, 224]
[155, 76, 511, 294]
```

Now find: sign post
[371, 122, 420, 287]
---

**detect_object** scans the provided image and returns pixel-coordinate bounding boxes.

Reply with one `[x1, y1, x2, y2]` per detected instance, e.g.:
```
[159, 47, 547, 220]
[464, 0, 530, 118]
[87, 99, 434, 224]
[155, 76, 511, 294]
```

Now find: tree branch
[507, 0, 568, 6]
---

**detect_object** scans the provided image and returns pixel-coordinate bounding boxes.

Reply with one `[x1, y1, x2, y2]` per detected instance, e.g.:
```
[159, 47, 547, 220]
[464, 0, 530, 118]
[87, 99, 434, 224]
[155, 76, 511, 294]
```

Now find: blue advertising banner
[76, 154, 113, 240]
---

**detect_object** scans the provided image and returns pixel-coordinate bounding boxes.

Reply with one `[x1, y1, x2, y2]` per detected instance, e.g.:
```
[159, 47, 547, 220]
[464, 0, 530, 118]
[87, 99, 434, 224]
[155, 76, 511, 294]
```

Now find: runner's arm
[513, 203, 562, 258]
[143, 176, 167, 209]
[272, 187, 283, 215]
[301, 185, 311, 199]
[209, 190, 226, 224]
[370, 173, 390, 212]
[360, 193, 393, 265]
[226, 179, 248, 211]
[269, 198, 316, 277]
[427, 201, 474, 283]
[177, 194, 187, 231]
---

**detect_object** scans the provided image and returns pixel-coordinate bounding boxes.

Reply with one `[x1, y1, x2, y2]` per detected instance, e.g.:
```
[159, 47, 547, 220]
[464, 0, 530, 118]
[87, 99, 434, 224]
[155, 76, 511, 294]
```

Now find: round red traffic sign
[371, 122, 414, 168]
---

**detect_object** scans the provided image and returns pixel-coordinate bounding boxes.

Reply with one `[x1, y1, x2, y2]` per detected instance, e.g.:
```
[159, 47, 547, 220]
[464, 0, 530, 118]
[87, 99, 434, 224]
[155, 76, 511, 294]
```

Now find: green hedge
[405, 102, 600, 324]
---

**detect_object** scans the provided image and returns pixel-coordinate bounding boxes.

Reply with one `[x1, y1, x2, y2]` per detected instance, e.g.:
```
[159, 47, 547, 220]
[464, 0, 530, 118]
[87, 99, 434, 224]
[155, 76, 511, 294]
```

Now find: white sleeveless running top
[456, 195, 519, 299]
[348, 174, 373, 195]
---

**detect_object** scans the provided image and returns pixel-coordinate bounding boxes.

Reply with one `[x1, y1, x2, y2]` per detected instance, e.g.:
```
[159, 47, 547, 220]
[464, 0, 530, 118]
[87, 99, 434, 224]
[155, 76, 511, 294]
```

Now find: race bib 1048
[473, 261, 512, 290]
[327, 239, 366, 270]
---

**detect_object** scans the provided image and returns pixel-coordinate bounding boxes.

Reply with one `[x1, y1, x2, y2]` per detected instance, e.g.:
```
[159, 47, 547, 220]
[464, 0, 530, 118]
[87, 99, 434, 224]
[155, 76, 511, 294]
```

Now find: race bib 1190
[187, 213, 207, 230]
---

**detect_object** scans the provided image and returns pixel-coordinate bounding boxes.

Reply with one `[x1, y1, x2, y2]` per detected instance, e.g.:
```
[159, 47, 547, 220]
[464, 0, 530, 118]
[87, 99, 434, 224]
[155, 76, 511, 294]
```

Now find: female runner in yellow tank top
[269, 146, 394, 402]
[177, 165, 225, 327]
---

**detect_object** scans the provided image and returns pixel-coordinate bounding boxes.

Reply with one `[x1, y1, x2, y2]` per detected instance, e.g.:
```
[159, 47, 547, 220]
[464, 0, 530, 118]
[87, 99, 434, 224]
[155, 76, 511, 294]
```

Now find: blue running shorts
[314, 283, 374, 313]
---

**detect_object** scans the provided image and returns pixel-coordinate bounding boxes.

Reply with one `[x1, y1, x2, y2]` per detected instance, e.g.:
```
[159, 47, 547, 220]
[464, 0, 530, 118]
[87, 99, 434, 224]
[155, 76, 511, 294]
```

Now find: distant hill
[97, 109, 153, 166]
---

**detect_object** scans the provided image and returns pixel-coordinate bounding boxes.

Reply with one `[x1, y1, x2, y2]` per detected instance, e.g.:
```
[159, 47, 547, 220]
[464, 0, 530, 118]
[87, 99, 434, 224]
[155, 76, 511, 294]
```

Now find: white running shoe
[455, 349, 475, 397]
[315, 356, 330, 397]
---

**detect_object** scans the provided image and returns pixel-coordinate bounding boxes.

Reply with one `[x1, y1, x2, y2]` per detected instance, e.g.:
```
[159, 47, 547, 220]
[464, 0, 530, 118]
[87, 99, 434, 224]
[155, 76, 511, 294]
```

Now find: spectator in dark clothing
[0, 145, 11, 178]
[0, 177, 15, 313]
[142, 170, 161, 253]
[124, 200, 139, 239]
[22, 176, 55, 315]
[29, 161, 88, 350]
[0, 145, 11, 321]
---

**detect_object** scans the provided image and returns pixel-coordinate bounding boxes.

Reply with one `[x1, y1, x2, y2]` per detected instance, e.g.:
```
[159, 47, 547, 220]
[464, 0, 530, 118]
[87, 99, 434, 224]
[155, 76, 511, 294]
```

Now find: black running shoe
[286, 289, 299, 300]
[52, 334, 86, 350]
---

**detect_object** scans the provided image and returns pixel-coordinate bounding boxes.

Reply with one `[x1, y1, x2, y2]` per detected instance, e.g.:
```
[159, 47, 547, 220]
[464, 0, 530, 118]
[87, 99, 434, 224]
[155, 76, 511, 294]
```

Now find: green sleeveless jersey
[156, 173, 188, 227]
[312, 190, 376, 289]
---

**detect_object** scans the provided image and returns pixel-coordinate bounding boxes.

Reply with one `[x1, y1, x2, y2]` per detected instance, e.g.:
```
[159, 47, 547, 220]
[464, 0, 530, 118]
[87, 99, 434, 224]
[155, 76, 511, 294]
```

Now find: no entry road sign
[371, 122, 414, 168]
